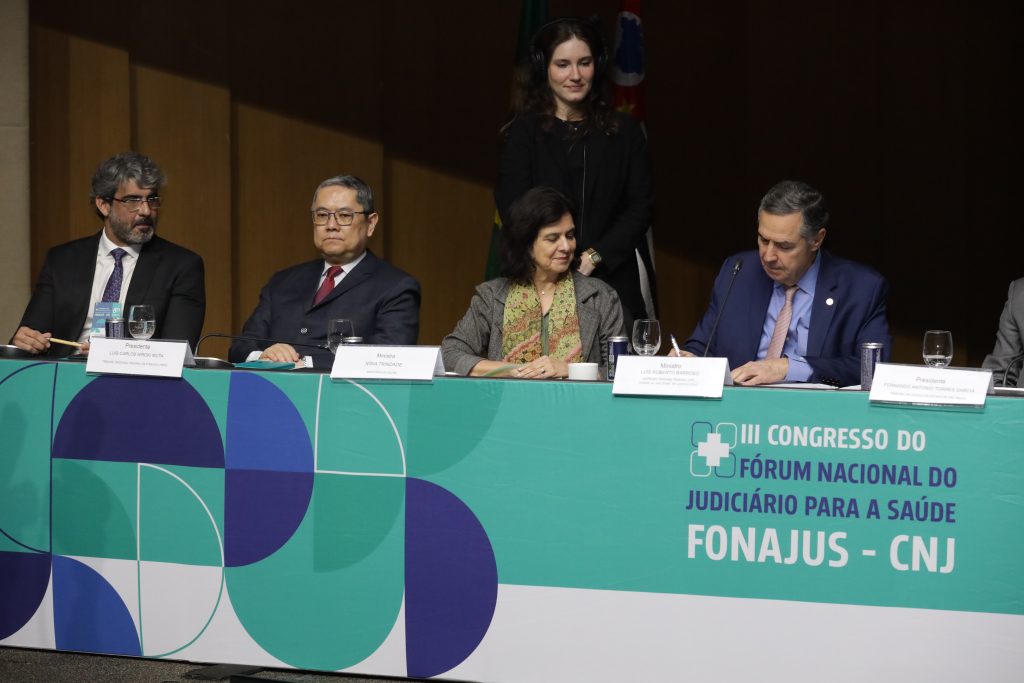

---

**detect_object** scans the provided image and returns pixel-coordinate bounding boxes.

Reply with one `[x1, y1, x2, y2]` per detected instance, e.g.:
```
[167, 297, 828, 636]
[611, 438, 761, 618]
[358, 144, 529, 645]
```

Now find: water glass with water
[128, 305, 156, 340]
[922, 330, 953, 367]
[328, 319, 355, 353]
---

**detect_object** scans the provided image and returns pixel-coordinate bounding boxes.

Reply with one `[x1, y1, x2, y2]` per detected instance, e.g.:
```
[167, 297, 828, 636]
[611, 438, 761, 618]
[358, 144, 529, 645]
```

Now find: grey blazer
[982, 277, 1024, 387]
[442, 272, 626, 376]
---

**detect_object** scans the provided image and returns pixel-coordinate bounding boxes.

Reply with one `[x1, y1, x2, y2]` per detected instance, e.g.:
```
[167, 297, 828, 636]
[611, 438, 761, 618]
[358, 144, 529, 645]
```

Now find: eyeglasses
[312, 209, 368, 226]
[107, 195, 162, 212]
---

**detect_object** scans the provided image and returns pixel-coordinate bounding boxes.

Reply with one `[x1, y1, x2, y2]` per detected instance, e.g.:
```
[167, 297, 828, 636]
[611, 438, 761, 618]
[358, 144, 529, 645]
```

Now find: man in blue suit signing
[677, 180, 890, 387]
[229, 175, 420, 368]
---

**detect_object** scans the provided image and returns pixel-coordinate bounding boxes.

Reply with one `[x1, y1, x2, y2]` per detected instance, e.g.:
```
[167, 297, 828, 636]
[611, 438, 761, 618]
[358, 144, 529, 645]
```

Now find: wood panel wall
[30, 29, 130, 278]
[0, 0, 30, 338]
[385, 159, 494, 345]
[25, 1, 1019, 366]
[133, 65, 232, 354]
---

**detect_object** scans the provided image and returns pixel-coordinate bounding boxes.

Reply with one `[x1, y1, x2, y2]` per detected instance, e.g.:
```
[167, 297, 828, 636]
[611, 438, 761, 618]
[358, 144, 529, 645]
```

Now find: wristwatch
[586, 249, 602, 267]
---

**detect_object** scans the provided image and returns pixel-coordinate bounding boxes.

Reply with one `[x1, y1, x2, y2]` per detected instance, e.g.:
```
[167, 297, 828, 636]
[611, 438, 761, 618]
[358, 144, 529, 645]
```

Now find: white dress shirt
[78, 231, 142, 343]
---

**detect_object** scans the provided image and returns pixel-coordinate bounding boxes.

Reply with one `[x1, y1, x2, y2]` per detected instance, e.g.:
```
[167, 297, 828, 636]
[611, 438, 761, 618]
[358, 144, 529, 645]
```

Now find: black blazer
[17, 231, 206, 353]
[495, 111, 654, 322]
[229, 250, 421, 368]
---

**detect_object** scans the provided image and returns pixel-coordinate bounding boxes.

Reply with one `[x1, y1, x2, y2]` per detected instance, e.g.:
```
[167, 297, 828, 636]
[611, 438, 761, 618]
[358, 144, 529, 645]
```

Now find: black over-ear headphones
[528, 17, 608, 83]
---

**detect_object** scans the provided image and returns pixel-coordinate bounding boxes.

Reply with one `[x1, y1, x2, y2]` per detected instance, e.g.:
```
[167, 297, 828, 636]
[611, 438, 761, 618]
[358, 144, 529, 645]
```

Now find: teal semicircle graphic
[226, 472, 405, 670]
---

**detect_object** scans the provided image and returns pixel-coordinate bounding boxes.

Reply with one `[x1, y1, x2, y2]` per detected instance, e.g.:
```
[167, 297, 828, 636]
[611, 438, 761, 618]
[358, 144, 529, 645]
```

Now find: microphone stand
[703, 258, 743, 357]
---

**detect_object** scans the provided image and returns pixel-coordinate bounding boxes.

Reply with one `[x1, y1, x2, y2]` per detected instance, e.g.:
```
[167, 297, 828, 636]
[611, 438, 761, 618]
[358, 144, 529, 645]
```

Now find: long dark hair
[512, 17, 618, 135]
[501, 186, 580, 283]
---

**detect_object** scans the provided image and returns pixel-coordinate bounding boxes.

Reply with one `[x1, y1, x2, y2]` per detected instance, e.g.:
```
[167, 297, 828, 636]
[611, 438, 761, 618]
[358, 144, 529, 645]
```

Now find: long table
[1, 359, 1022, 681]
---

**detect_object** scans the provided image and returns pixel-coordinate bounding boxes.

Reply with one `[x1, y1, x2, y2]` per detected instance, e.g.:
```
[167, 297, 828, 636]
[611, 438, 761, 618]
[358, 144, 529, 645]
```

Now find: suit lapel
[125, 237, 159, 306]
[308, 252, 378, 312]
[744, 268, 773, 360]
[807, 251, 836, 357]
[68, 233, 104, 335]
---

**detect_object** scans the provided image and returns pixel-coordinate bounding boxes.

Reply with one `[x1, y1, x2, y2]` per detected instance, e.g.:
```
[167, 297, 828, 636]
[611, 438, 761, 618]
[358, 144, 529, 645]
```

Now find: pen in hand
[670, 334, 682, 356]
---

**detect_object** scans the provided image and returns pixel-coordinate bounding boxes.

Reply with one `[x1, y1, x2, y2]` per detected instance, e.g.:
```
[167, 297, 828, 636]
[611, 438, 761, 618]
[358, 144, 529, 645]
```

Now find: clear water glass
[632, 319, 662, 356]
[328, 319, 355, 353]
[922, 330, 953, 367]
[128, 305, 156, 340]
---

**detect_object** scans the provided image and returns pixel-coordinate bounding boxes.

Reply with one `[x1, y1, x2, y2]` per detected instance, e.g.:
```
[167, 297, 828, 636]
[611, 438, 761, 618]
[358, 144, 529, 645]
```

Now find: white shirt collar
[98, 229, 142, 260]
[323, 249, 367, 275]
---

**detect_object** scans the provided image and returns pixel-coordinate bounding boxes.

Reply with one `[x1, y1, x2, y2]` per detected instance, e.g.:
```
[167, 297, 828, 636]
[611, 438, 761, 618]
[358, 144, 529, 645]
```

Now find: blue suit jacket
[684, 250, 891, 386]
[229, 250, 420, 368]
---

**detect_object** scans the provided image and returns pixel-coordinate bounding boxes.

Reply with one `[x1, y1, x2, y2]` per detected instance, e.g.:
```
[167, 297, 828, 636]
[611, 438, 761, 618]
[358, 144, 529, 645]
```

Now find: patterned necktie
[101, 248, 128, 303]
[765, 284, 798, 360]
[312, 265, 342, 306]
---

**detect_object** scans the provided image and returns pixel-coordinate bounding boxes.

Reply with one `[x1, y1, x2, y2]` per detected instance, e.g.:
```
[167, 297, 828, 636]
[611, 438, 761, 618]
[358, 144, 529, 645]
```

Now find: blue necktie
[101, 248, 127, 303]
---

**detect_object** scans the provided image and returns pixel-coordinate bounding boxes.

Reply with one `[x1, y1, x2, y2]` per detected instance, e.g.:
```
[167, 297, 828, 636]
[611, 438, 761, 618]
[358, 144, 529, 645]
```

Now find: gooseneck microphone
[195, 333, 329, 358]
[703, 258, 743, 357]
[1001, 352, 1024, 387]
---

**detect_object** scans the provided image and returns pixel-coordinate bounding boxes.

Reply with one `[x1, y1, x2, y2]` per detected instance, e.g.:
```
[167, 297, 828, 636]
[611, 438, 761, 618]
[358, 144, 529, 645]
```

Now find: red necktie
[312, 266, 342, 306]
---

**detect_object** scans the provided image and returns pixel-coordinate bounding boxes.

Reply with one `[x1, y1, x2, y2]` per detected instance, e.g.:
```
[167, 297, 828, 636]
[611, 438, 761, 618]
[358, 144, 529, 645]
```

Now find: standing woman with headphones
[495, 17, 655, 328]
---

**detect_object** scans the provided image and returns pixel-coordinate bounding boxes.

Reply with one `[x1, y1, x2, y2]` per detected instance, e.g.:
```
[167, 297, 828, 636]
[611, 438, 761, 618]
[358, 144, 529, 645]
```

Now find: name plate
[613, 356, 731, 398]
[86, 338, 189, 378]
[331, 345, 444, 381]
[869, 363, 992, 408]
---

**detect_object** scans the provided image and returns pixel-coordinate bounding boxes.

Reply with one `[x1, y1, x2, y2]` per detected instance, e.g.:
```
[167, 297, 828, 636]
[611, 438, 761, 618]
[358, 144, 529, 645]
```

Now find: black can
[860, 342, 884, 390]
[607, 336, 629, 380]
[105, 318, 126, 339]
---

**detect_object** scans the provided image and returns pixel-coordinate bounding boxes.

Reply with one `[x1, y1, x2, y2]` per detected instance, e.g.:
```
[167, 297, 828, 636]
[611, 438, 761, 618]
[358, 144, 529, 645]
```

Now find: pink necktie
[312, 266, 342, 306]
[765, 285, 798, 360]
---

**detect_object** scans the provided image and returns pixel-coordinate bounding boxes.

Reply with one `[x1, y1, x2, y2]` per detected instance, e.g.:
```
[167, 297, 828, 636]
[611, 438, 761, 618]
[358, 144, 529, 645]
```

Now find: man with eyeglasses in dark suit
[229, 175, 421, 368]
[11, 151, 206, 355]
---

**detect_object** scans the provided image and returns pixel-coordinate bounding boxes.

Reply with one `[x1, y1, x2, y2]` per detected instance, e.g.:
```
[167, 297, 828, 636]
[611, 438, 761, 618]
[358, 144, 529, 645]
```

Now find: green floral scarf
[501, 277, 583, 364]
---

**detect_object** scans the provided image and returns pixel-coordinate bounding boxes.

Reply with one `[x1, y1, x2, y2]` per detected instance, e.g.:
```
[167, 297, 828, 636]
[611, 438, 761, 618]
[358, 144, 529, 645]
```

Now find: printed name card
[869, 363, 992, 408]
[331, 345, 444, 381]
[613, 356, 731, 398]
[86, 338, 190, 378]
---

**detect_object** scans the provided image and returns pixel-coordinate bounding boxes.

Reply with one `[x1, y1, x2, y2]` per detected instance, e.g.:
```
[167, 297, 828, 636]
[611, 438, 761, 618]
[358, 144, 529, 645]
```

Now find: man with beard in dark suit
[229, 175, 420, 368]
[12, 152, 205, 355]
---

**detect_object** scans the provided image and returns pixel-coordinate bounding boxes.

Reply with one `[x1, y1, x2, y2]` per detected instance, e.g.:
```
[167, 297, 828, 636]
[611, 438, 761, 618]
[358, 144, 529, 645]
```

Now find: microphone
[703, 258, 743, 357]
[1001, 352, 1024, 387]
[195, 333, 329, 358]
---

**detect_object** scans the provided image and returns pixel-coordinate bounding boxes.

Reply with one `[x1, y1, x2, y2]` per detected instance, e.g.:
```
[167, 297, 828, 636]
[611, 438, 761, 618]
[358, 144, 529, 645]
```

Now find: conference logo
[690, 421, 737, 478]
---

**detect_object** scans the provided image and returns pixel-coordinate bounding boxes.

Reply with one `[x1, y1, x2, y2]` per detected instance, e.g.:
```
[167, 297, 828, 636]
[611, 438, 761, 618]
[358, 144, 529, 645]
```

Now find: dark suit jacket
[17, 231, 206, 354]
[684, 250, 891, 386]
[229, 250, 421, 368]
[495, 112, 655, 323]
[982, 277, 1024, 387]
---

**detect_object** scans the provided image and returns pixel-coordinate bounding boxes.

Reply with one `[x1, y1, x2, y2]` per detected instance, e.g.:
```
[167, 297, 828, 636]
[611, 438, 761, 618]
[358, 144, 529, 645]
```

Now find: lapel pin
[826, 297, 834, 306]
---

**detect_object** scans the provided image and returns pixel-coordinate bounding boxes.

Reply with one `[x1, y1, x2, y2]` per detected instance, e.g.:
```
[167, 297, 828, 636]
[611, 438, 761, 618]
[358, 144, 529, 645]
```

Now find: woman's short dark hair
[512, 17, 618, 135]
[501, 186, 578, 283]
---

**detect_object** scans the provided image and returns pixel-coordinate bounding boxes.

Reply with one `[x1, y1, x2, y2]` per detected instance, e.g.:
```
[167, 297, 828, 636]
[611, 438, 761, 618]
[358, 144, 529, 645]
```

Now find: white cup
[568, 362, 599, 381]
